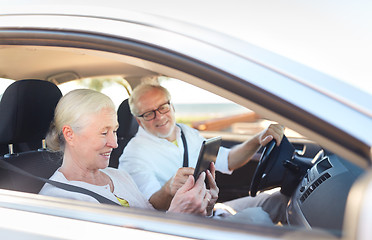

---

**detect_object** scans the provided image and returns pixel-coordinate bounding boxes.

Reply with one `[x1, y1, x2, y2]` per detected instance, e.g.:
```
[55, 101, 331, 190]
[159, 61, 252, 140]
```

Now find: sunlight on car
[0, 207, 188, 239]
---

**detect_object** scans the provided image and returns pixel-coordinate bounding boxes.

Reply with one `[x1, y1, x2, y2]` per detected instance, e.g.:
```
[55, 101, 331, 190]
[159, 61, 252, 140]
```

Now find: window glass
[160, 77, 265, 136]
[58, 76, 130, 110]
[160, 77, 303, 139]
[0, 78, 15, 101]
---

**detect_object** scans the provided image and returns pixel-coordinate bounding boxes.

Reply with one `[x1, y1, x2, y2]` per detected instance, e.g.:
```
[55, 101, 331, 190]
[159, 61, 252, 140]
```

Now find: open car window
[0, 44, 366, 240]
[0, 45, 365, 239]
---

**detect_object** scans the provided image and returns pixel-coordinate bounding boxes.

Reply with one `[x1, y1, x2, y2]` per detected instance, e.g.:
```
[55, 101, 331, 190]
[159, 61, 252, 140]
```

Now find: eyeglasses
[137, 101, 171, 121]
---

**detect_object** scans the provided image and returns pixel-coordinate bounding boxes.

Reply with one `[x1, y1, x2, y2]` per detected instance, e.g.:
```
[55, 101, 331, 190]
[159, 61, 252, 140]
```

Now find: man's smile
[156, 120, 168, 128]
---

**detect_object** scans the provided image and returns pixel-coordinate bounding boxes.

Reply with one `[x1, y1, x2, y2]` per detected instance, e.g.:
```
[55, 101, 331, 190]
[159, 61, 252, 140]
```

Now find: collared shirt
[119, 123, 231, 200]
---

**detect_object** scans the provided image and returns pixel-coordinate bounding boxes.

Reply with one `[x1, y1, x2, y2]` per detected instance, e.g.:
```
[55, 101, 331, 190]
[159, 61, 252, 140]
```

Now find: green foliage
[77, 77, 131, 94]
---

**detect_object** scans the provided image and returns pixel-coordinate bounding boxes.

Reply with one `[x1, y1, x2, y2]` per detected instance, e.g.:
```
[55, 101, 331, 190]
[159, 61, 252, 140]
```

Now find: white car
[0, 1, 371, 239]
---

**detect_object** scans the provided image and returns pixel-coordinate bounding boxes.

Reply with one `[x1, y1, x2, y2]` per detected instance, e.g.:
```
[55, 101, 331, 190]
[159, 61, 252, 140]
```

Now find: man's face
[135, 88, 176, 141]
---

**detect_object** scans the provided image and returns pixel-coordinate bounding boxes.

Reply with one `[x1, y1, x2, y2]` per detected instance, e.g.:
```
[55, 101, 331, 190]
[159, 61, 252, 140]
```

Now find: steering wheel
[249, 139, 277, 197]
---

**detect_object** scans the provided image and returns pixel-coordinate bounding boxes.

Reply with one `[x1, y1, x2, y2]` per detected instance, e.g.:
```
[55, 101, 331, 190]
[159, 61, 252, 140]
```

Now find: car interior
[0, 43, 367, 239]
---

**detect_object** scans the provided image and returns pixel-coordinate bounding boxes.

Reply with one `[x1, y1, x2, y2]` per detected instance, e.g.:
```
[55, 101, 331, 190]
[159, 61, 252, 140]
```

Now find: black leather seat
[109, 98, 139, 168]
[0, 79, 63, 155]
[0, 79, 63, 193]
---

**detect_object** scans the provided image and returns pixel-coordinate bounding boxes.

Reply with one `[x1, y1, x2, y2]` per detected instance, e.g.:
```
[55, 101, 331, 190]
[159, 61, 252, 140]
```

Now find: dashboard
[287, 152, 364, 233]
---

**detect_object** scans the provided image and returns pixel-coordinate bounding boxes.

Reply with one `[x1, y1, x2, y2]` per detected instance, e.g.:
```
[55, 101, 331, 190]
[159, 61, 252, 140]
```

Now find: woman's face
[68, 107, 119, 170]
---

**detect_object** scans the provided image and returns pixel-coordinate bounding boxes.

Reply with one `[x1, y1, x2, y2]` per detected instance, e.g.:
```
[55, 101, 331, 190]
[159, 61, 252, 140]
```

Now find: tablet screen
[193, 136, 222, 182]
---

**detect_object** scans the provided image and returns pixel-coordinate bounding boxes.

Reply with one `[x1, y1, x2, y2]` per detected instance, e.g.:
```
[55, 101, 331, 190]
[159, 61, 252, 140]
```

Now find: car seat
[0, 79, 63, 155]
[0, 79, 63, 193]
[109, 98, 139, 168]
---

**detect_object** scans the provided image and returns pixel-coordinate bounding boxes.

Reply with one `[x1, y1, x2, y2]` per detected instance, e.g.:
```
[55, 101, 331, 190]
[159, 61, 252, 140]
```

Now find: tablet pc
[193, 136, 222, 183]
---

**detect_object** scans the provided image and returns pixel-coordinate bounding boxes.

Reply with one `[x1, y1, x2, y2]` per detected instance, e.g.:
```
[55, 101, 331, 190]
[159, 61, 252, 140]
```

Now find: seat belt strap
[178, 125, 189, 168]
[0, 159, 120, 206]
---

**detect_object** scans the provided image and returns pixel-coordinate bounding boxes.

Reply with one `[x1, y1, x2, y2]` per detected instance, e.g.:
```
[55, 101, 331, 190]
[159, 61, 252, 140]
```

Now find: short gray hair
[129, 83, 171, 116]
[46, 89, 115, 152]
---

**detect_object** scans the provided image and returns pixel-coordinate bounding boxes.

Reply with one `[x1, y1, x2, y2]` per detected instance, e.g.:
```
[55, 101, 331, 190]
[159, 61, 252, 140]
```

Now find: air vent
[300, 172, 331, 203]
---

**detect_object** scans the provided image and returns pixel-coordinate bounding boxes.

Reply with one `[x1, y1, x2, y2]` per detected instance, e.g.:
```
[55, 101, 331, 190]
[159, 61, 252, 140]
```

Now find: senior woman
[39, 89, 217, 216]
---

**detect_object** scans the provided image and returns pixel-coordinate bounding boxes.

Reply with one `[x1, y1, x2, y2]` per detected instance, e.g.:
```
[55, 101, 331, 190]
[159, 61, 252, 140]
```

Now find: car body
[0, 0, 372, 239]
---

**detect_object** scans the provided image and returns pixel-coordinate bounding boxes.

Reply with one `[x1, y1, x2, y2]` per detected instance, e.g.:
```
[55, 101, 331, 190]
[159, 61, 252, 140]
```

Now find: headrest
[0, 79, 62, 144]
[116, 98, 139, 138]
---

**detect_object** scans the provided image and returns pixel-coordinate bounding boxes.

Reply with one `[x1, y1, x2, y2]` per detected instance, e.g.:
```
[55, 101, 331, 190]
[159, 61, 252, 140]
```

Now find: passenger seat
[0, 79, 63, 193]
[0, 79, 62, 155]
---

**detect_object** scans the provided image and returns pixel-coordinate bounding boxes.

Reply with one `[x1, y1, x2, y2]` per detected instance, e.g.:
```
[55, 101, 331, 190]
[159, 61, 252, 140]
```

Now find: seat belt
[179, 125, 189, 167]
[0, 158, 120, 206]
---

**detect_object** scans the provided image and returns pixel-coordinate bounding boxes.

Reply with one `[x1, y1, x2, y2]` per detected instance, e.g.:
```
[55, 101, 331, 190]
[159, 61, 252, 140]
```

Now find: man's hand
[205, 162, 219, 216]
[259, 124, 284, 147]
[149, 167, 195, 211]
[168, 167, 194, 196]
[227, 123, 285, 170]
[168, 172, 210, 215]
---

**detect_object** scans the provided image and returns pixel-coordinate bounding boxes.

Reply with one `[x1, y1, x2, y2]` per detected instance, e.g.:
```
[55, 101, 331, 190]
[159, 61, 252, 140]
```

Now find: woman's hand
[168, 172, 210, 216]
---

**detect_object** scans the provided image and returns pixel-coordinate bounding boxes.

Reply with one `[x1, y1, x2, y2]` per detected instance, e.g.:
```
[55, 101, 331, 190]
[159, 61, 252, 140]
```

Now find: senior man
[119, 82, 288, 223]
